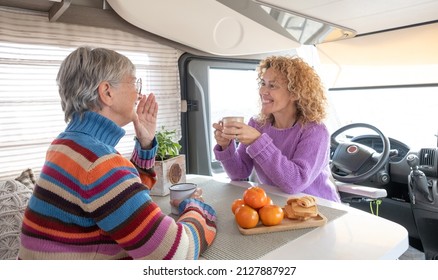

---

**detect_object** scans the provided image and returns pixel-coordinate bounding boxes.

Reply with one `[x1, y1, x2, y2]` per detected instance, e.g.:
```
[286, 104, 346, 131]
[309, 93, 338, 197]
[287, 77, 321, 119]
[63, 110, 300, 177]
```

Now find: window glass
[0, 8, 180, 180]
[327, 86, 438, 149]
[208, 68, 259, 176]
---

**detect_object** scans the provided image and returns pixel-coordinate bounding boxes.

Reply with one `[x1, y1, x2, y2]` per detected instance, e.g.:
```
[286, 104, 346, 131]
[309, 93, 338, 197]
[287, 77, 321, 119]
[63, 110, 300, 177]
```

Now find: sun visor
[317, 23, 438, 88]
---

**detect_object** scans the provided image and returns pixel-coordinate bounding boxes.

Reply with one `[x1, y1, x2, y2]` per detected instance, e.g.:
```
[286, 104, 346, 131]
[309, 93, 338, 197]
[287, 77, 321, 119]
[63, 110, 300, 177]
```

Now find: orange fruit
[266, 196, 273, 205]
[235, 204, 259, 229]
[258, 204, 284, 226]
[243, 186, 268, 209]
[231, 198, 246, 214]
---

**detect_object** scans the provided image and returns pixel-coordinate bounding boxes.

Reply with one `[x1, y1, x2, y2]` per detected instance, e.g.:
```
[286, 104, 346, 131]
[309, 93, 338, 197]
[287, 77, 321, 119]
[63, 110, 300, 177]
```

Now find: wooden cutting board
[237, 212, 327, 235]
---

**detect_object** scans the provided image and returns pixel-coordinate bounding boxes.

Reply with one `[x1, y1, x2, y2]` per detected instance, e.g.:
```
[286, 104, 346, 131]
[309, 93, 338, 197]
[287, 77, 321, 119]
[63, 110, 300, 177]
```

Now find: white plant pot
[150, 154, 186, 196]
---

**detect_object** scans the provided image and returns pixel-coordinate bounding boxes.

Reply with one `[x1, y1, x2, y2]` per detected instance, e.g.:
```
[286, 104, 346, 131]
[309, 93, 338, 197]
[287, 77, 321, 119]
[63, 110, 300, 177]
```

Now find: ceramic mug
[169, 182, 197, 215]
[220, 116, 244, 126]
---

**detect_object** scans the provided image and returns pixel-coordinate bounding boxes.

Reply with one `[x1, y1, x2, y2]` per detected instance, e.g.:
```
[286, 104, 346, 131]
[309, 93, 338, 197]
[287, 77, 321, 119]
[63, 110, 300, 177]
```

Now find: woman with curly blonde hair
[212, 55, 340, 202]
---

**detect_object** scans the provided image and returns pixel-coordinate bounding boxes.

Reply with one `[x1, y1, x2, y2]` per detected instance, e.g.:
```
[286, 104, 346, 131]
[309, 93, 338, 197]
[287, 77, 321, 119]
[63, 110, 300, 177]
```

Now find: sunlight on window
[209, 68, 260, 123]
[209, 68, 260, 173]
[328, 87, 438, 149]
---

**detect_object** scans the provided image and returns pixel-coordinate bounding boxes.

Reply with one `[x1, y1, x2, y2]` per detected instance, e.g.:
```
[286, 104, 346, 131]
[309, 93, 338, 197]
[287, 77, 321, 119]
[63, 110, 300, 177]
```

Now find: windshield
[327, 86, 438, 149]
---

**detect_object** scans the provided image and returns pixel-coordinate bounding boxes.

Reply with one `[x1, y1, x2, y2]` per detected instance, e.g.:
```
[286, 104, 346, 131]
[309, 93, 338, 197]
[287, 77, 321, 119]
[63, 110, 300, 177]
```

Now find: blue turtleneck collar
[65, 111, 126, 147]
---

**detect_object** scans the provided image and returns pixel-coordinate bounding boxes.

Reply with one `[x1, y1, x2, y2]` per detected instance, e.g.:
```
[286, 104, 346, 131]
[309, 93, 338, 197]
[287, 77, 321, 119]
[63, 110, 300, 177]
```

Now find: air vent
[419, 148, 436, 166]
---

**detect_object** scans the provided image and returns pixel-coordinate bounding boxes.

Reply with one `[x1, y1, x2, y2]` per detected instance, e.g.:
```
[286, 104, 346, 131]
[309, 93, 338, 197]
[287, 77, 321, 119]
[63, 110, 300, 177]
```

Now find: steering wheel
[330, 123, 390, 183]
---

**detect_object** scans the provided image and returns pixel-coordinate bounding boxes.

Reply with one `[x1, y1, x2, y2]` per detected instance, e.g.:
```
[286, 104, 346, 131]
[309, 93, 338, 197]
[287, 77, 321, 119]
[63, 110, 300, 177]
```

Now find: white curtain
[0, 8, 182, 179]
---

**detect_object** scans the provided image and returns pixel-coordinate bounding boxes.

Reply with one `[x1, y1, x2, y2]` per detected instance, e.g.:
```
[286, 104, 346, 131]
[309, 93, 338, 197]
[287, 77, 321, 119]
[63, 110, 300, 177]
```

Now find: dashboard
[351, 135, 410, 163]
[332, 131, 436, 185]
[348, 135, 413, 185]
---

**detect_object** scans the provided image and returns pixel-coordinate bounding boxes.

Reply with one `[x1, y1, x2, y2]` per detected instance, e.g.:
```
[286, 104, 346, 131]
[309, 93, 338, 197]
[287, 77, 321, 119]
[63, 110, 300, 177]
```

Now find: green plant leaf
[155, 126, 182, 160]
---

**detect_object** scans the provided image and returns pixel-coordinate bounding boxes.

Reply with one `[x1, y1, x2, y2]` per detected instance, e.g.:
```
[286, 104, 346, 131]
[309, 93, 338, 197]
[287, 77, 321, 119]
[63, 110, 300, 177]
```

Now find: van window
[0, 8, 181, 180]
[327, 85, 438, 149]
[179, 55, 260, 177]
[209, 68, 259, 177]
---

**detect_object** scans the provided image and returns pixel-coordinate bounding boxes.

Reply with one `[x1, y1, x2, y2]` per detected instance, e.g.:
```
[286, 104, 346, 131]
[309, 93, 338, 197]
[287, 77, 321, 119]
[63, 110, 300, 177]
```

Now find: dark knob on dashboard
[407, 154, 420, 169]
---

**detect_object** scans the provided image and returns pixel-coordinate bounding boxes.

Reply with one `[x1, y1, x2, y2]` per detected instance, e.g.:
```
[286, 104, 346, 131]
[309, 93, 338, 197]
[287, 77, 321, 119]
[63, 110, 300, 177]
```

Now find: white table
[186, 174, 409, 260]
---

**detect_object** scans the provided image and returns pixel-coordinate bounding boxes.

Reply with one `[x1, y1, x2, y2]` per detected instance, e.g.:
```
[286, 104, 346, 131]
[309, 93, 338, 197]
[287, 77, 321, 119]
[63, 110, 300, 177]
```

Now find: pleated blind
[0, 8, 182, 180]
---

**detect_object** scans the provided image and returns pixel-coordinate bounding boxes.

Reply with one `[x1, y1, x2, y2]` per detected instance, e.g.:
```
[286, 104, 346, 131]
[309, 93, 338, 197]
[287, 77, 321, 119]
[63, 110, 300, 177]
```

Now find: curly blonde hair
[256, 55, 327, 126]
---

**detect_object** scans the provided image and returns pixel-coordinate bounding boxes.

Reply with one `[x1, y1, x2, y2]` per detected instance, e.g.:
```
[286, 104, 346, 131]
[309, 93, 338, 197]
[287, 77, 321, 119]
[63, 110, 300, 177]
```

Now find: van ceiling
[1, 0, 436, 56]
[106, 0, 438, 56]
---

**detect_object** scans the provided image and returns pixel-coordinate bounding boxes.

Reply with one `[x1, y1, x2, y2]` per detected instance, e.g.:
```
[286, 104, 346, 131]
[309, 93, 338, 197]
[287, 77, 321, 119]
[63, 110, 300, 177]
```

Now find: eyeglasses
[258, 80, 282, 91]
[119, 78, 142, 94]
[134, 78, 142, 94]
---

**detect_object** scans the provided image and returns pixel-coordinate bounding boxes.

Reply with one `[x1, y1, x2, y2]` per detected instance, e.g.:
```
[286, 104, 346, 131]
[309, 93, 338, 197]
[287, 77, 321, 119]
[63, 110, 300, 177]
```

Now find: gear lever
[407, 154, 433, 203]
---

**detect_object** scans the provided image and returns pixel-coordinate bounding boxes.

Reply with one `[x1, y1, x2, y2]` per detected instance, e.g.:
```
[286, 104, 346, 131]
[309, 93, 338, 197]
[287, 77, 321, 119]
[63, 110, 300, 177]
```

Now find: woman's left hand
[133, 93, 158, 149]
[221, 122, 261, 146]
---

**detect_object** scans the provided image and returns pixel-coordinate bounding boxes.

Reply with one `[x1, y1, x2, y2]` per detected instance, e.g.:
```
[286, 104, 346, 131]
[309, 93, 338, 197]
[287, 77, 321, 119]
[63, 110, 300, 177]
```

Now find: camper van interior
[1, 0, 437, 260]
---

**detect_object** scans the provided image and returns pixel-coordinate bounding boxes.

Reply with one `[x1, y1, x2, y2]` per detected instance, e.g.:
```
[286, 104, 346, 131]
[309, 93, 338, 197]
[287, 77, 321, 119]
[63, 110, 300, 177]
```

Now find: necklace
[273, 118, 298, 129]
[291, 118, 298, 127]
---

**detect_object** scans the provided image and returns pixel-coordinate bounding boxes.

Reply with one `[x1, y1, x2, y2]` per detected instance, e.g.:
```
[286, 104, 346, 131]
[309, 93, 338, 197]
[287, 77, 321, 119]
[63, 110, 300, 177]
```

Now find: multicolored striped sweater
[18, 111, 217, 260]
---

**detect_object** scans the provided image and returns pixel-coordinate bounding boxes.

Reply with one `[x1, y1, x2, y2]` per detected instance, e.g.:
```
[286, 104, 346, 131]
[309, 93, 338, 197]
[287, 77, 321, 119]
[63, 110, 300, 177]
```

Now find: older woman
[213, 56, 340, 202]
[19, 46, 216, 260]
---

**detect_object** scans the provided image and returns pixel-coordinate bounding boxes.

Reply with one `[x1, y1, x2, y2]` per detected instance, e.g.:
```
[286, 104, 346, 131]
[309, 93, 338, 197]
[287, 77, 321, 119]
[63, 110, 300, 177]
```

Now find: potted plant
[150, 126, 186, 196]
[156, 127, 182, 161]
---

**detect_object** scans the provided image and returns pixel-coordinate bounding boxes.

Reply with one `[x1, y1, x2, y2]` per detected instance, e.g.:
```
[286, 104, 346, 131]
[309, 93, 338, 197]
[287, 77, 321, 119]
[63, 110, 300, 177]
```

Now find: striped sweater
[18, 111, 217, 260]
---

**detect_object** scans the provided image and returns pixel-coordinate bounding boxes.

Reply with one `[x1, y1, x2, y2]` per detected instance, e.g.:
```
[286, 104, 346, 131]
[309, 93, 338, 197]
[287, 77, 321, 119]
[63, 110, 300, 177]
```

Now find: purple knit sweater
[214, 118, 340, 202]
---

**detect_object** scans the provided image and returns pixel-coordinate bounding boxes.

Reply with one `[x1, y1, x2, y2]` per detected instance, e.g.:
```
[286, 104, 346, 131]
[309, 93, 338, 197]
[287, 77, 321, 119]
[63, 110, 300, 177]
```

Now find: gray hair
[56, 46, 136, 122]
